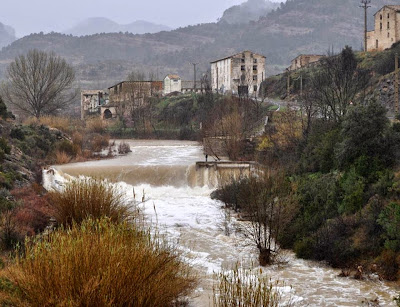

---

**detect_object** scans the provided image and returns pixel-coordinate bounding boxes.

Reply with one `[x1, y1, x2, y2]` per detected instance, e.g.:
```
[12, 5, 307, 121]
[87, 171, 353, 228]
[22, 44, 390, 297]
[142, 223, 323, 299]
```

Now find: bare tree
[2, 49, 76, 118]
[309, 46, 371, 122]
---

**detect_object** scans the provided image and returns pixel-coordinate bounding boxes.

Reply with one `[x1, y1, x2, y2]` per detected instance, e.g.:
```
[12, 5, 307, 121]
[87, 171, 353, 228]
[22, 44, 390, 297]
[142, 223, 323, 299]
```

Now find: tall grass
[48, 178, 131, 227]
[7, 218, 197, 306]
[55, 150, 71, 164]
[213, 264, 287, 307]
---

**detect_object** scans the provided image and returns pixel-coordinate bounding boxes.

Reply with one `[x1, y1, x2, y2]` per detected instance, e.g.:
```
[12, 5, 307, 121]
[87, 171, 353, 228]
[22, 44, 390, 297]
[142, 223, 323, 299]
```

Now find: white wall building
[210, 50, 266, 96]
[163, 74, 182, 95]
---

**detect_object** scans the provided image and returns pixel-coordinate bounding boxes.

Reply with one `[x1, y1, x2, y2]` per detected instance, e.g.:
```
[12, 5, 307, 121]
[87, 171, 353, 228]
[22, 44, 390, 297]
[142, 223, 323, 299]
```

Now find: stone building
[104, 81, 163, 119]
[367, 5, 400, 52]
[288, 54, 324, 71]
[81, 90, 109, 120]
[210, 50, 266, 96]
[163, 75, 182, 95]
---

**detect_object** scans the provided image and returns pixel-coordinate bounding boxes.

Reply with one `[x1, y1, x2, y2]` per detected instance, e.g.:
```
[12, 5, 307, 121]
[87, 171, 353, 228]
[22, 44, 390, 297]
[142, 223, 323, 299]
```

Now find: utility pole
[395, 53, 399, 115]
[192, 62, 198, 92]
[360, 0, 371, 52]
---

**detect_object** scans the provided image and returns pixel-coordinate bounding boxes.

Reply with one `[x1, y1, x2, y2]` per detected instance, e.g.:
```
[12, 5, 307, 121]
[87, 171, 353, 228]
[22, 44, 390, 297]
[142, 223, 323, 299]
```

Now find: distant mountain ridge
[0, 22, 16, 48]
[0, 0, 396, 88]
[219, 0, 279, 24]
[64, 17, 172, 36]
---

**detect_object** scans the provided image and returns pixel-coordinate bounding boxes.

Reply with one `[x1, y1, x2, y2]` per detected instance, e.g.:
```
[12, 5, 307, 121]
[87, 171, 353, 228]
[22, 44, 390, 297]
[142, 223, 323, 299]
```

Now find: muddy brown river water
[43, 140, 399, 306]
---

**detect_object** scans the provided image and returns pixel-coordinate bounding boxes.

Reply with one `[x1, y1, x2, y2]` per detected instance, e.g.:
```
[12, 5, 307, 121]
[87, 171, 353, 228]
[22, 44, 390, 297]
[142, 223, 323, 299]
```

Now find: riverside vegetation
[216, 46, 400, 296]
[0, 178, 198, 306]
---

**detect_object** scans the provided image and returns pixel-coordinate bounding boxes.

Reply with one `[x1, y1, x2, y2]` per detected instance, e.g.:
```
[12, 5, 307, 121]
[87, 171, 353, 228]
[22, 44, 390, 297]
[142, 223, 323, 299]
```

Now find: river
[44, 140, 399, 306]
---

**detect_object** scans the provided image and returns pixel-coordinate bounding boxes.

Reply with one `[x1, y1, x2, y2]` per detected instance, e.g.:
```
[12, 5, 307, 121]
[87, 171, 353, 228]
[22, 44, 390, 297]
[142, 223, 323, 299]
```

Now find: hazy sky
[0, 0, 283, 37]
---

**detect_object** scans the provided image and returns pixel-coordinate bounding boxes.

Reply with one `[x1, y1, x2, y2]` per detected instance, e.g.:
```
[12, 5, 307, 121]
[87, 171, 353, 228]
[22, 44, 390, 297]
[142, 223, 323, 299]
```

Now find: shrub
[6, 218, 197, 306]
[56, 139, 78, 157]
[375, 249, 400, 281]
[118, 141, 131, 154]
[213, 263, 285, 307]
[86, 133, 110, 152]
[48, 178, 132, 227]
[86, 118, 106, 134]
[55, 150, 71, 164]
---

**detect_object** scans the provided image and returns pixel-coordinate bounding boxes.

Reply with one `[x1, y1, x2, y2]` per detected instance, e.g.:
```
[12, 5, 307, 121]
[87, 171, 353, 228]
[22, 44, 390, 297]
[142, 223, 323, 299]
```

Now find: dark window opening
[241, 65, 245, 71]
[376, 39, 379, 48]
[253, 58, 257, 64]
[253, 75, 257, 81]
[254, 85, 258, 92]
[253, 65, 257, 71]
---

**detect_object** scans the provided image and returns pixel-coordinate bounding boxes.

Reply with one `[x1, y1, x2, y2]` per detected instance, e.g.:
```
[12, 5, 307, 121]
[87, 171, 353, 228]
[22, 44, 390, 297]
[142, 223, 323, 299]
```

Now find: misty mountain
[64, 17, 172, 36]
[0, 22, 16, 48]
[0, 0, 395, 88]
[219, 0, 279, 24]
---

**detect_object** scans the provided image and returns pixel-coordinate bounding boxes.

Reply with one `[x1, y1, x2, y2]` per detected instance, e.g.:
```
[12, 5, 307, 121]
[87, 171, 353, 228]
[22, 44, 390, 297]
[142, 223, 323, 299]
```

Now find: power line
[360, 0, 371, 52]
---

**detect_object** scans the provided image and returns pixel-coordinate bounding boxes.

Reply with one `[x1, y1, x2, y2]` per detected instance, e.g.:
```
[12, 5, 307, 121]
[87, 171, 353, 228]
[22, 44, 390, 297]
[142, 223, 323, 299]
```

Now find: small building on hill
[163, 75, 182, 95]
[288, 54, 324, 71]
[210, 50, 266, 96]
[367, 5, 400, 51]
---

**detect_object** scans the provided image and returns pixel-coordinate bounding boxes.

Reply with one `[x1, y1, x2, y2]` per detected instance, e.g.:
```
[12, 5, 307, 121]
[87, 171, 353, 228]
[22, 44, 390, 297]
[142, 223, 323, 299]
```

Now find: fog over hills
[64, 18, 172, 36]
[0, 23, 16, 48]
[0, 0, 395, 89]
[219, 0, 280, 24]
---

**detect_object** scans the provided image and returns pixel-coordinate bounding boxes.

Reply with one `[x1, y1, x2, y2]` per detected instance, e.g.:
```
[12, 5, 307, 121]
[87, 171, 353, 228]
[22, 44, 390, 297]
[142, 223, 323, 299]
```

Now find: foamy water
[43, 140, 400, 307]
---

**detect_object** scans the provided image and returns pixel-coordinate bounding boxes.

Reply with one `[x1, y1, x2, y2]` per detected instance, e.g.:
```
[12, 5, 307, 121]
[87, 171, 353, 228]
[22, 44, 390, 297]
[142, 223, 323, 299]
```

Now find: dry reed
[48, 178, 131, 227]
[7, 218, 197, 306]
[213, 264, 287, 307]
[55, 150, 71, 165]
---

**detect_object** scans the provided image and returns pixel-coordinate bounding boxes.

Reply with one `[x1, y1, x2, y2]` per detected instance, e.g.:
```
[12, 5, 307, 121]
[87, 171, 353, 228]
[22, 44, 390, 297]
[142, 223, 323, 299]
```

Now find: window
[253, 65, 257, 71]
[380, 14, 383, 20]
[254, 85, 258, 92]
[388, 13, 390, 18]
[380, 23, 383, 30]
[388, 22, 390, 29]
[241, 65, 245, 71]
[253, 75, 258, 81]
[253, 58, 257, 64]
[376, 39, 379, 48]
[241, 58, 245, 63]
[388, 32, 390, 38]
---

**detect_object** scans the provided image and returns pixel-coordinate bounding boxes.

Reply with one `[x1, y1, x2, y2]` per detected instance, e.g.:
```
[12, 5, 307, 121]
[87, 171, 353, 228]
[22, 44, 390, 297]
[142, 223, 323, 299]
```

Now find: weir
[194, 161, 260, 187]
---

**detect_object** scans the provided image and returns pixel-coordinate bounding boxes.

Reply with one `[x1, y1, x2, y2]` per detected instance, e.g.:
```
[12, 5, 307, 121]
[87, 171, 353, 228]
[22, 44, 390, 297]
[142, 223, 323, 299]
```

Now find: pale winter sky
[0, 0, 284, 37]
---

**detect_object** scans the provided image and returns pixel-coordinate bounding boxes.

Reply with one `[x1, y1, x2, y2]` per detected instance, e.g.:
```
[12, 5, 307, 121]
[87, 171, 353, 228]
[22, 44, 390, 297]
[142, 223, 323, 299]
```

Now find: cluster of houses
[81, 5, 400, 120]
[81, 50, 267, 120]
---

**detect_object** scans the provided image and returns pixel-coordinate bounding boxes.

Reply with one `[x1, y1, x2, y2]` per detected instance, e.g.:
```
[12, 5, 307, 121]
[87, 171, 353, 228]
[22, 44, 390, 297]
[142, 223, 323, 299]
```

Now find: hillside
[219, 0, 279, 24]
[0, 0, 395, 88]
[64, 18, 172, 36]
[0, 22, 16, 49]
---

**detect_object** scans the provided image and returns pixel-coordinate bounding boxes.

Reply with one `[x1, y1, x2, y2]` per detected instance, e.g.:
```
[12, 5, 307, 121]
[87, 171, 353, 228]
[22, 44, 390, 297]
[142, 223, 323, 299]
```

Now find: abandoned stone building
[288, 54, 324, 71]
[367, 5, 400, 52]
[103, 81, 163, 119]
[80, 90, 109, 120]
[210, 50, 266, 96]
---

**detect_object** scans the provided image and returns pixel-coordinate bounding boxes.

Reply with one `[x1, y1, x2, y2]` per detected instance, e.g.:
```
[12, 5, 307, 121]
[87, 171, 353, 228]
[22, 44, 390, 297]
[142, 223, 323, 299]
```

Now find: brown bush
[86, 133, 110, 152]
[11, 186, 53, 236]
[55, 150, 71, 164]
[86, 118, 106, 134]
[6, 218, 197, 306]
[118, 141, 131, 154]
[48, 178, 131, 227]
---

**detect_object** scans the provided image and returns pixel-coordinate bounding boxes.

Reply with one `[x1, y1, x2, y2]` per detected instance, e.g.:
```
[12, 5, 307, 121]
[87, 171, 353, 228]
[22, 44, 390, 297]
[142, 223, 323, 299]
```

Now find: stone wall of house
[367, 7, 400, 51]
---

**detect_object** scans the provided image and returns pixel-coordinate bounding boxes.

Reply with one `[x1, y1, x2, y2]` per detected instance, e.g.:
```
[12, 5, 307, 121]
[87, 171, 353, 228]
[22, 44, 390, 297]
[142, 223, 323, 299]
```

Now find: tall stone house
[288, 54, 323, 71]
[210, 51, 266, 96]
[367, 5, 400, 52]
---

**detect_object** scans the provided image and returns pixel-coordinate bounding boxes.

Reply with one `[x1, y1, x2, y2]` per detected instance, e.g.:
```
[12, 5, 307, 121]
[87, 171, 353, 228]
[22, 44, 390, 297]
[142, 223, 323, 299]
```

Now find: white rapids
[43, 140, 400, 307]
